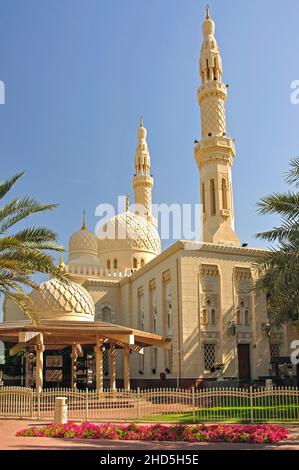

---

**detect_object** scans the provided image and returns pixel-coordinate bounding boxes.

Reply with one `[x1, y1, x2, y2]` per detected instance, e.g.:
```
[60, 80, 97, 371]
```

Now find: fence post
[85, 388, 89, 421]
[192, 387, 195, 423]
[249, 386, 253, 423]
[137, 387, 140, 421]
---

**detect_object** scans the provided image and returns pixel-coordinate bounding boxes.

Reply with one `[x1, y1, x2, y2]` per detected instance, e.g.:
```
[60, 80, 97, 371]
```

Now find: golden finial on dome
[126, 193, 130, 212]
[58, 254, 65, 272]
[140, 114, 143, 127]
[206, 4, 210, 19]
[81, 209, 87, 230]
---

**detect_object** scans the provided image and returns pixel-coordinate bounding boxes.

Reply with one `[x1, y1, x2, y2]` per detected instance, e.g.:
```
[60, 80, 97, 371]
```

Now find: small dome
[69, 227, 98, 257]
[97, 211, 161, 255]
[30, 278, 95, 322]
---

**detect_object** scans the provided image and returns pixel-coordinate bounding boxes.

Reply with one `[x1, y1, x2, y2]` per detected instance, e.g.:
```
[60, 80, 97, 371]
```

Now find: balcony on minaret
[194, 136, 235, 170]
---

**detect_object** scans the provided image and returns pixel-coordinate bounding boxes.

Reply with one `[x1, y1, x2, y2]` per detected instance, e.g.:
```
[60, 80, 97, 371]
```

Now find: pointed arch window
[202, 182, 206, 213]
[222, 178, 228, 210]
[133, 258, 138, 269]
[113, 259, 117, 269]
[236, 299, 250, 326]
[210, 179, 216, 215]
[107, 260, 110, 270]
[102, 306, 111, 323]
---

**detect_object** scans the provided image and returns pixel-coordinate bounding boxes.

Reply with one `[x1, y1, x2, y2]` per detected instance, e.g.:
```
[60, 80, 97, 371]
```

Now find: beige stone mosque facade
[2, 9, 295, 389]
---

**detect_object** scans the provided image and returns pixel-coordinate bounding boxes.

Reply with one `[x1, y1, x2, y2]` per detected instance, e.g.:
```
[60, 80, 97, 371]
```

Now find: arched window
[202, 298, 217, 326]
[237, 299, 250, 326]
[211, 309, 216, 325]
[113, 258, 117, 269]
[201, 182, 206, 213]
[95, 302, 116, 323]
[133, 258, 138, 269]
[210, 179, 216, 215]
[141, 258, 145, 268]
[222, 178, 228, 210]
[107, 259, 110, 269]
[102, 306, 111, 323]
[206, 59, 210, 80]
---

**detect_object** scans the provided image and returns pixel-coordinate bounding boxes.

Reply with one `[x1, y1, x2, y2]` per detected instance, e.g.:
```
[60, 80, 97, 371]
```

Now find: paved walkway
[1, 419, 299, 450]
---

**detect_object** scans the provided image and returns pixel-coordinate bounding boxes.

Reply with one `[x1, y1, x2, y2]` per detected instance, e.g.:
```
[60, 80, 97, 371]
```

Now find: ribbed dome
[98, 211, 161, 255]
[30, 278, 95, 321]
[69, 227, 98, 257]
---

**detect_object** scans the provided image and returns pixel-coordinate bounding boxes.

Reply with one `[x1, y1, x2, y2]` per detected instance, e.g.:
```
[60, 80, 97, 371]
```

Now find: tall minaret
[194, 6, 240, 246]
[133, 116, 154, 222]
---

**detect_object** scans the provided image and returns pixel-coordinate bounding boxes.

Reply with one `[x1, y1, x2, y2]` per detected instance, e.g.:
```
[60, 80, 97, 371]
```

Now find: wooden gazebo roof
[0, 319, 172, 352]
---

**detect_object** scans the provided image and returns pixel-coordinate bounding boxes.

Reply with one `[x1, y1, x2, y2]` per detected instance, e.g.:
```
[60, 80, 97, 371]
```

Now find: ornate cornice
[200, 264, 219, 276]
[234, 267, 252, 280]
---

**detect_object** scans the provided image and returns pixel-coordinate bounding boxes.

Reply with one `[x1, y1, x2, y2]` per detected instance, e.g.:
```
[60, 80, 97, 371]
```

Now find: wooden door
[237, 344, 251, 379]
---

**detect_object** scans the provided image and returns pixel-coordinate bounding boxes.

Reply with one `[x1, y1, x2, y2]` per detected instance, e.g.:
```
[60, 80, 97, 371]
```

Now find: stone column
[35, 334, 44, 393]
[71, 344, 78, 390]
[109, 343, 116, 390]
[94, 337, 104, 391]
[123, 346, 130, 391]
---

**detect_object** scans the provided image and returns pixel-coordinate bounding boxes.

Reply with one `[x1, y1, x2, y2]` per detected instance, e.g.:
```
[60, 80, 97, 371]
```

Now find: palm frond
[285, 158, 299, 187]
[257, 192, 299, 219]
[0, 172, 24, 200]
[0, 172, 68, 322]
[0, 197, 58, 233]
[256, 220, 299, 243]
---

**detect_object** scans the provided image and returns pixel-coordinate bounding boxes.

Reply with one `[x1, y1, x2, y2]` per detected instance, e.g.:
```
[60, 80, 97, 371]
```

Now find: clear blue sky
[0, 0, 298, 258]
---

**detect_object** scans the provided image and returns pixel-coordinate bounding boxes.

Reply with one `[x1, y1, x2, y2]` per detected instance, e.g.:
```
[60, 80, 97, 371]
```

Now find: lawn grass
[140, 404, 299, 424]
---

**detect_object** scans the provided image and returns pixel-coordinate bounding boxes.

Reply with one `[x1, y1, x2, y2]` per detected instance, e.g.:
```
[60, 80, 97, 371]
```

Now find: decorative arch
[236, 298, 250, 326]
[201, 296, 217, 325]
[210, 179, 216, 215]
[95, 301, 117, 323]
[222, 178, 228, 210]
[201, 182, 206, 213]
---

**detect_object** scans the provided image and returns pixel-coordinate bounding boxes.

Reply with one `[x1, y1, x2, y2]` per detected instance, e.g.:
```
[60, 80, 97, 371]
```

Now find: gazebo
[0, 278, 171, 391]
[0, 319, 171, 392]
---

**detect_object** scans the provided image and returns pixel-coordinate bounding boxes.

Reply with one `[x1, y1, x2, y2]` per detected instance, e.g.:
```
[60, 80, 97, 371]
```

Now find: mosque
[0, 8, 295, 389]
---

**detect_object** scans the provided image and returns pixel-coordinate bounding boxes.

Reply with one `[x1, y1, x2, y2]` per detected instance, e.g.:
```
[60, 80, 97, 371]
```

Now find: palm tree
[0, 172, 66, 323]
[254, 158, 299, 327]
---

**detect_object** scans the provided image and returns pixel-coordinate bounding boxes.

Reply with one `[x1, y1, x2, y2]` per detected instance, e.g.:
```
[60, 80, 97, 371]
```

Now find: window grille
[204, 343, 216, 371]
[270, 343, 280, 362]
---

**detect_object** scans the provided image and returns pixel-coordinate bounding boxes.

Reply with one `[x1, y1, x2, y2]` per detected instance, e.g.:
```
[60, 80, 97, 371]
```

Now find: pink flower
[16, 422, 288, 444]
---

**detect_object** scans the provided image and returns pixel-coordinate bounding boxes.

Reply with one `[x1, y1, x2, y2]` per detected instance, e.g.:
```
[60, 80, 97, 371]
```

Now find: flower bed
[16, 422, 288, 444]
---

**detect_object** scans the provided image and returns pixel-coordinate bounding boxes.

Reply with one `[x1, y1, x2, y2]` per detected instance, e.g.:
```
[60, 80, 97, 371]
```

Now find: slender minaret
[133, 116, 154, 222]
[194, 6, 240, 246]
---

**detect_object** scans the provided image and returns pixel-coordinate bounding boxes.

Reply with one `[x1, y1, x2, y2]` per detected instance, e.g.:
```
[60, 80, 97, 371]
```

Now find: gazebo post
[35, 333, 44, 393]
[109, 343, 116, 390]
[94, 336, 104, 391]
[71, 344, 78, 390]
[123, 346, 130, 391]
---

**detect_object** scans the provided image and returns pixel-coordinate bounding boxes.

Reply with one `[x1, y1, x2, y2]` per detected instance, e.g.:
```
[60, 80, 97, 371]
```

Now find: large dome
[30, 278, 95, 322]
[97, 211, 161, 255]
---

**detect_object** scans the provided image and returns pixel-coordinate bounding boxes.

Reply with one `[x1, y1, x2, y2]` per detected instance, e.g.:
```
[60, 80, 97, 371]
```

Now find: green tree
[0, 172, 66, 323]
[254, 158, 299, 327]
